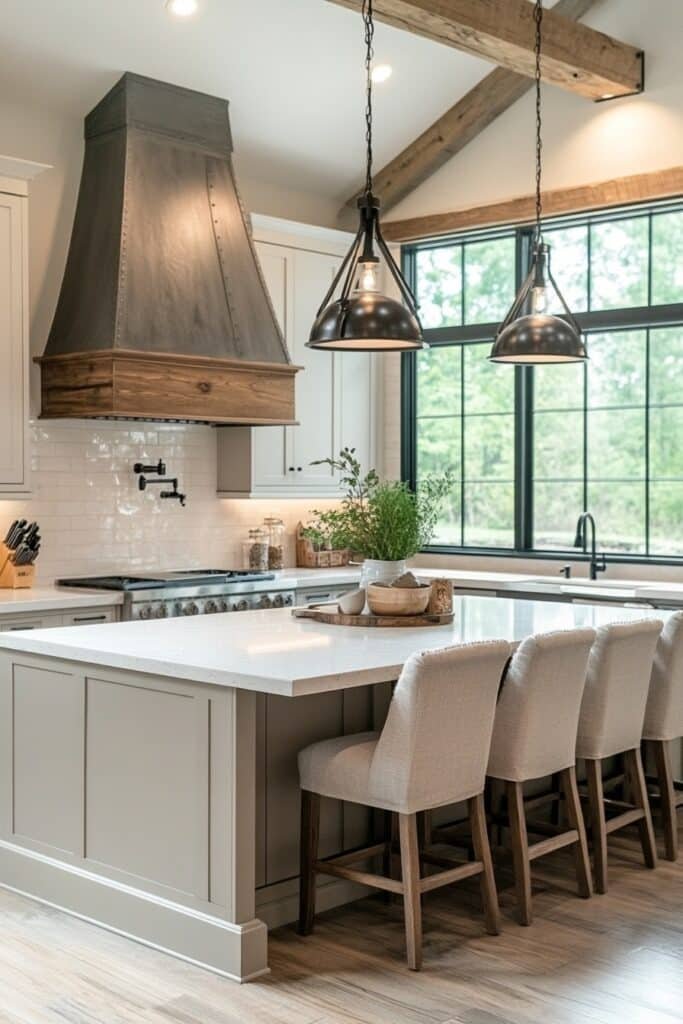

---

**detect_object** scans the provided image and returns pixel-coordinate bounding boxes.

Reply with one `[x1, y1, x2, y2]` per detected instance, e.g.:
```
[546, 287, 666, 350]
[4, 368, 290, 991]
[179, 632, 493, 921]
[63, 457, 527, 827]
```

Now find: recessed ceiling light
[166, 0, 198, 17]
[371, 64, 393, 84]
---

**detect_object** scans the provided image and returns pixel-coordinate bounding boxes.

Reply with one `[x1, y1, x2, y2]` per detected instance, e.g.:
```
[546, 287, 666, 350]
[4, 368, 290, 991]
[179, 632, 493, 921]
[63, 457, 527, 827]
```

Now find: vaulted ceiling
[0, 0, 632, 207]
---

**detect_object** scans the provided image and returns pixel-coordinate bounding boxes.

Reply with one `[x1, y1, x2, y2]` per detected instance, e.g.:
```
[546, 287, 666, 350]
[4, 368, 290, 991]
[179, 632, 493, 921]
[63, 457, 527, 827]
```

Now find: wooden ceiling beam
[328, 0, 643, 101]
[342, 0, 598, 213]
[381, 167, 683, 242]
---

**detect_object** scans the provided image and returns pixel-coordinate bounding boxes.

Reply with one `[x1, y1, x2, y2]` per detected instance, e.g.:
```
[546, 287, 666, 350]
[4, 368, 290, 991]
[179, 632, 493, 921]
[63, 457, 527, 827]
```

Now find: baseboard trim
[0, 839, 268, 982]
[257, 874, 372, 930]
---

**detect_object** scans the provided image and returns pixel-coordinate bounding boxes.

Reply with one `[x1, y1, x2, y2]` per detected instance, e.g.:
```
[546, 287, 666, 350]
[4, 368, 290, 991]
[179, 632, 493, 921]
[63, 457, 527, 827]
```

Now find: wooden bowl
[366, 583, 431, 617]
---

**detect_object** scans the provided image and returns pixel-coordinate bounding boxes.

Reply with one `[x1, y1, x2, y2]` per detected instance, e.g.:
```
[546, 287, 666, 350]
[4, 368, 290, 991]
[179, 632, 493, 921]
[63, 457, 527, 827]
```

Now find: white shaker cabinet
[0, 158, 49, 492]
[217, 216, 378, 498]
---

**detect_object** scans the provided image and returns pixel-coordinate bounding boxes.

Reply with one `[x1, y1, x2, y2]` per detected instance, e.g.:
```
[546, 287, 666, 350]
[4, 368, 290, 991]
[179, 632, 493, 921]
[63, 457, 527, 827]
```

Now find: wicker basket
[296, 523, 350, 569]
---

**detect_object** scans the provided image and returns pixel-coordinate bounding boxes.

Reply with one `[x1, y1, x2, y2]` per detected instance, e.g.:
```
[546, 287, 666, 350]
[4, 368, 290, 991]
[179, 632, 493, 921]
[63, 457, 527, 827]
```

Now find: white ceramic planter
[360, 558, 407, 587]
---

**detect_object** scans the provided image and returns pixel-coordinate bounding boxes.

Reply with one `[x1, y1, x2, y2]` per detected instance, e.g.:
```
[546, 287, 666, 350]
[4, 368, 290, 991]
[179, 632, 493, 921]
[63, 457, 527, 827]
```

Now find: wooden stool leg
[507, 781, 532, 926]
[560, 765, 593, 899]
[298, 790, 320, 936]
[469, 792, 501, 935]
[652, 739, 678, 862]
[398, 813, 422, 971]
[585, 758, 608, 894]
[382, 809, 393, 876]
[624, 747, 658, 870]
[550, 772, 562, 827]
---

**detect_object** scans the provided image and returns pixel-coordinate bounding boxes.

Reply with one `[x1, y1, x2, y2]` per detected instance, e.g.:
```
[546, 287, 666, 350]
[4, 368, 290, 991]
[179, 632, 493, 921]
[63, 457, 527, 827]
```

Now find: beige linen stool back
[487, 628, 596, 924]
[576, 618, 663, 892]
[297, 639, 510, 970]
[643, 611, 683, 860]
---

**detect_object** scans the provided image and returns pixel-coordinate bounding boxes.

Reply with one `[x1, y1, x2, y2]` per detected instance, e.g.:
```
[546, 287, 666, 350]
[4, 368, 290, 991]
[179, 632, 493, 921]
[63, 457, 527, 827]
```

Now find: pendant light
[490, 0, 586, 364]
[307, 0, 424, 352]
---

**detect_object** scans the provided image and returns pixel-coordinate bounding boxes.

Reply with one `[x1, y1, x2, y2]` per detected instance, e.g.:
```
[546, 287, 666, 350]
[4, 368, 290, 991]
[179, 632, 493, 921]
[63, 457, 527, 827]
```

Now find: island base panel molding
[0, 653, 268, 982]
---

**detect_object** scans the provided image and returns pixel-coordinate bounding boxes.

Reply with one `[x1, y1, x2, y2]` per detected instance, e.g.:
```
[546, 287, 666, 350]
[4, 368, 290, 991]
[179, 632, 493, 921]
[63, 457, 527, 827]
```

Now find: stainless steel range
[57, 570, 295, 621]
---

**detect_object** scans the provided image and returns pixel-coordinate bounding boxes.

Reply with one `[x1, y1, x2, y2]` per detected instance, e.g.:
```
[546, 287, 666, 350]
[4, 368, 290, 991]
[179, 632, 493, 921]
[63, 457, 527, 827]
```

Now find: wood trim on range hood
[38, 73, 298, 425]
[35, 350, 301, 425]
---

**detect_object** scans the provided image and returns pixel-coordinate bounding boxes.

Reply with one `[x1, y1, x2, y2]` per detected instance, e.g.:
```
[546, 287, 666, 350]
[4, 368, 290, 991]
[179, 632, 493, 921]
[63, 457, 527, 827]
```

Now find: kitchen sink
[526, 577, 636, 589]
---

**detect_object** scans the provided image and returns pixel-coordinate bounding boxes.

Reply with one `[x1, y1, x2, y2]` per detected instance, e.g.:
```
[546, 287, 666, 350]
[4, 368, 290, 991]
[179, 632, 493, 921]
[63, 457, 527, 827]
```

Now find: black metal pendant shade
[308, 295, 423, 351]
[308, 195, 423, 351]
[490, 243, 586, 363]
[307, 0, 424, 353]
[490, 0, 586, 366]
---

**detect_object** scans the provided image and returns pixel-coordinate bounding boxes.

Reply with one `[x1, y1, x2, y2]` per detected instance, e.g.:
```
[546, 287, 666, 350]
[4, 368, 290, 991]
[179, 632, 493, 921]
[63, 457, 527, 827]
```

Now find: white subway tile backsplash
[0, 421, 338, 581]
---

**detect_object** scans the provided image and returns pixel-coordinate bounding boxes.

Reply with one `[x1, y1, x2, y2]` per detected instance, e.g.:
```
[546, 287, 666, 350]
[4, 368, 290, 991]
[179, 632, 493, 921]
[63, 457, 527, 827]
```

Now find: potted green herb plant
[303, 448, 452, 584]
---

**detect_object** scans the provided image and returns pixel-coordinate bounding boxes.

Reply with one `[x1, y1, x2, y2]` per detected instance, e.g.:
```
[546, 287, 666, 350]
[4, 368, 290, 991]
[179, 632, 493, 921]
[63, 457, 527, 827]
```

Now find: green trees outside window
[403, 203, 683, 559]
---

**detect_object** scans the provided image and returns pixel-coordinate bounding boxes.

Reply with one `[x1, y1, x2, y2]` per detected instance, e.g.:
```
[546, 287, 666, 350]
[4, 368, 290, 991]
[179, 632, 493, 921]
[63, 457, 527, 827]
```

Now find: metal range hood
[36, 73, 298, 424]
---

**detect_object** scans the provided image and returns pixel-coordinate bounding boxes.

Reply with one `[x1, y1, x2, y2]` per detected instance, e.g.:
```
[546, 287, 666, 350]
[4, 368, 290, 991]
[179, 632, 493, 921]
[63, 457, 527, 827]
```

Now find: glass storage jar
[243, 527, 269, 572]
[263, 516, 285, 570]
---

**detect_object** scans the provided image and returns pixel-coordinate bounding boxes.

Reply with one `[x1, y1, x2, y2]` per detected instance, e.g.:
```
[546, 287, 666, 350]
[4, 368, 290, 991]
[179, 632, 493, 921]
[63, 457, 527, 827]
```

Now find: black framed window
[402, 200, 683, 562]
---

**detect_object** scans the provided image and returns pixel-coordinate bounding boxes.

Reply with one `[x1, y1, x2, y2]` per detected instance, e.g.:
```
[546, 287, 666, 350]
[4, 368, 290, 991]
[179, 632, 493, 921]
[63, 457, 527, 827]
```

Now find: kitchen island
[0, 597, 666, 981]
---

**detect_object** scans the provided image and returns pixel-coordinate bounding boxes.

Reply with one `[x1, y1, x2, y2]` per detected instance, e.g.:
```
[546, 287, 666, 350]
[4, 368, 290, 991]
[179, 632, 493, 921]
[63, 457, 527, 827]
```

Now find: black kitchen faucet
[574, 512, 607, 580]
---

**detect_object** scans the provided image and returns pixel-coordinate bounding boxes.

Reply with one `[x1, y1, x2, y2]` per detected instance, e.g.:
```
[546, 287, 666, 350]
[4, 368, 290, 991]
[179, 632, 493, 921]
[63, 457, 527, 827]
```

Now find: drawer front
[0, 607, 118, 632]
[62, 608, 118, 627]
[0, 613, 60, 632]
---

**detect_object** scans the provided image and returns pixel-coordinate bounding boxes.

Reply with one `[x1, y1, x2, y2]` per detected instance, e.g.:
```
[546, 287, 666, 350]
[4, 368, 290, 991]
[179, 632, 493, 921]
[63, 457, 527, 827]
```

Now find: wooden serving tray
[293, 604, 454, 628]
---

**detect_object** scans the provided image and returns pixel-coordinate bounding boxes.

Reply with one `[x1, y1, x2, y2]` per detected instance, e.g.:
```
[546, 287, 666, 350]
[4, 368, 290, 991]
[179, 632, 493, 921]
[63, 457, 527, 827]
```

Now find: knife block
[0, 543, 35, 589]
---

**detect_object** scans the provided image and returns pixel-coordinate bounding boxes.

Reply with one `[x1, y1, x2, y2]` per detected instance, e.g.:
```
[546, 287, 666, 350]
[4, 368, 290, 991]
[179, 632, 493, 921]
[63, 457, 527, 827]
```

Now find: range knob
[155, 604, 168, 618]
[204, 599, 218, 614]
[173, 601, 183, 617]
[283, 594, 293, 606]
[234, 599, 249, 611]
[183, 601, 199, 616]
[139, 604, 153, 620]
[218, 599, 229, 612]
[258, 595, 273, 609]
[273, 593, 285, 608]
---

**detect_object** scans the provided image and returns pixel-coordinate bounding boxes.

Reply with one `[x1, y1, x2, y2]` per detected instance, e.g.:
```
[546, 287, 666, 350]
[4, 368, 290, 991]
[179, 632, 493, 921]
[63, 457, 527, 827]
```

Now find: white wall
[385, 0, 683, 580]
[0, 97, 340, 580]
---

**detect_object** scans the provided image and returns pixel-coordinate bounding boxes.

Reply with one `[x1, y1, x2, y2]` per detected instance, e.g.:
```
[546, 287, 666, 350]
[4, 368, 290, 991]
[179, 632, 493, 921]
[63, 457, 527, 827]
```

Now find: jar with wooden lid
[243, 527, 269, 572]
[263, 516, 285, 571]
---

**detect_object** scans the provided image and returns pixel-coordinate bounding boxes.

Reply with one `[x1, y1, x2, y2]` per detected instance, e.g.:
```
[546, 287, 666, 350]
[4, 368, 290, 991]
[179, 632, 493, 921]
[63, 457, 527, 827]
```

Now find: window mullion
[515, 228, 533, 551]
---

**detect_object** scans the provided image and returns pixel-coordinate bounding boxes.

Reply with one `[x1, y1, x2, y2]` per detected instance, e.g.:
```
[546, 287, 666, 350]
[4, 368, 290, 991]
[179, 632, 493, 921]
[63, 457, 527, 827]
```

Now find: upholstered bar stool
[643, 611, 683, 861]
[576, 618, 663, 893]
[486, 628, 596, 926]
[297, 640, 511, 971]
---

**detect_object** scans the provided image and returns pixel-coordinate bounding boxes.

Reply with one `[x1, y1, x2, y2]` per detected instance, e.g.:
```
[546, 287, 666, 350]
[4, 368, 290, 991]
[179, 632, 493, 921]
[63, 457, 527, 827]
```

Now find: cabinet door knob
[297, 466, 302, 472]
[288, 466, 295, 472]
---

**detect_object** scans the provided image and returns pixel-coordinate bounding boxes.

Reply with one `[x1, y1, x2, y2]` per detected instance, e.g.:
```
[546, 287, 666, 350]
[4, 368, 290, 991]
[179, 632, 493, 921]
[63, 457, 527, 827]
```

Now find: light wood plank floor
[0, 827, 681, 1024]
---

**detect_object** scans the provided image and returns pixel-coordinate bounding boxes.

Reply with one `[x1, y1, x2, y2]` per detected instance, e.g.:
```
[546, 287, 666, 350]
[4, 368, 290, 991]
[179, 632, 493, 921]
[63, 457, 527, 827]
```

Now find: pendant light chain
[306, 0, 424, 350]
[362, 0, 375, 198]
[534, 0, 543, 244]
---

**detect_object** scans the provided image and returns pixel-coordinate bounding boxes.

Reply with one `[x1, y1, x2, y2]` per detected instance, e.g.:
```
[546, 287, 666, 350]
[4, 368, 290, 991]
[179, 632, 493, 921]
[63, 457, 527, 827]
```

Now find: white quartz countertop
[0, 596, 666, 697]
[0, 585, 124, 616]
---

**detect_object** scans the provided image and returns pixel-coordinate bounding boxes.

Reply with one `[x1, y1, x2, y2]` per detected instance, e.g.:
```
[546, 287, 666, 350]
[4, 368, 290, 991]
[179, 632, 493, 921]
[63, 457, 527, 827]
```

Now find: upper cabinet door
[289, 249, 341, 489]
[338, 350, 376, 477]
[0, 193, 27, 488]
[249, 241, 294, 489]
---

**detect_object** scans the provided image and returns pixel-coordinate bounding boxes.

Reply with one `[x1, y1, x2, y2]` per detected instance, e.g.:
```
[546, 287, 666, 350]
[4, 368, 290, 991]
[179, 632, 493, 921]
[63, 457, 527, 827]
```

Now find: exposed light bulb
[356, 260, 380, 293]
[371, 64, 393, 84]
[530, 285, 548, 314]
[166, 0, 198, 17]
